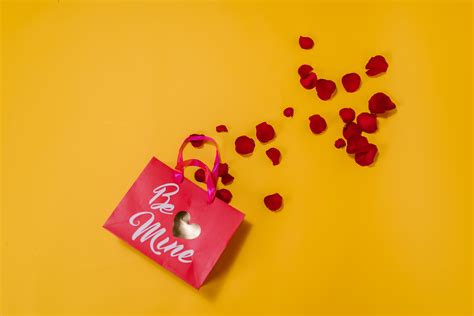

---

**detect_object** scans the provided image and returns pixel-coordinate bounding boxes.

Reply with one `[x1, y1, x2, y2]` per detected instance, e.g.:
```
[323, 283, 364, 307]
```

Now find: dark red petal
[356, 112, 378, 133]
[365, 55, 388, 76]
[235, 136, 255, 155]
[299, 36, 314, 49]
[190, 133, 204, 148]
[216, 189, 232, 203]
[221, 173, 234, 185]
[346, 135, 370, 154]
[216, 125, 228, 133]
[256, 122, 276, 143]
[265, 148, 281, 166]
[355, 144, 378, 166]
[264, 193, 283, 211]
[341, 73, 361, 93]
[343, 122, 362, 140]
[315, 79, 336, 101]
[298, 64, 313, 77]
[339, 108, 356, 123]
[300, 72, 317, 89]
[309, 114, 327, 134]
[335, 138, 346, 148]
[218, 163, 229, 177]
[194, 168, 205, 182]
[368, 92, 396, 114]
[283, 107, 294, 118]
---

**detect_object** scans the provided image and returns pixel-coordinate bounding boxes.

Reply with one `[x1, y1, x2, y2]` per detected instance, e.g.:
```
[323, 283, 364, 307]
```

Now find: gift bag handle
[174, 135, 221, 202]
[174, 159, 216, 202]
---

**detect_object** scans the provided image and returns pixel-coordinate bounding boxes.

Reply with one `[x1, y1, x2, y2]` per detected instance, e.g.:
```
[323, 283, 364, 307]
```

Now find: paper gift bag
[103, 135, 245, 288]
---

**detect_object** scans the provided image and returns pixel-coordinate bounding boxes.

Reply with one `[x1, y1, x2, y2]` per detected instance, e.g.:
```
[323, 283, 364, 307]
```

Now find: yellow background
[1, 1, 472, 315]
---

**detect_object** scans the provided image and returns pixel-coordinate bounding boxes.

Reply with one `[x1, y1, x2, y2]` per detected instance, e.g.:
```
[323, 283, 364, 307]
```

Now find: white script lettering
[129, 211, 194, 263]
[149, 183, 180, 215]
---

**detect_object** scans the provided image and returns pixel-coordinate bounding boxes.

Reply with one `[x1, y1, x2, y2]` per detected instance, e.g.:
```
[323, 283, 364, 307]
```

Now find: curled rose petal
[190, 134, 204, 148]
[341, 73, 361, 93]
[365, 55, 388, 76]
[346, 135, 370, 154]
[335, 138, 346, 149]
[309, 114, 327, 134]
[218, 163, 229, 177]
[368, 92, 396, 114]
[300, 72, 317, 89]
[315, 79, 336, 101]
[266, 148, 281, 166]
[235, 136, 255, 155]
[357, 112, 378, 133]
[355, 144, 378, 166]
[283, 107, 294, 118]
[194, 168, 205, 183]
[299, 36, 314, 49]
[343, 122, 362, 140]
[216, 125, 228, 133]
[264, 193, 283, 211]
[256, 122, 276, 143]
[216, 189, 232, 203]
[298, 64, 313, 77]
[221, 173, 234, 185]
[339, 108, 356, 123]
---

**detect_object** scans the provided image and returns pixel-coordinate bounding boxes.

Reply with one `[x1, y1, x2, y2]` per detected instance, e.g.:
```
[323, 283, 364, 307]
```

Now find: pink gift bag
[103, 135, 245, 288]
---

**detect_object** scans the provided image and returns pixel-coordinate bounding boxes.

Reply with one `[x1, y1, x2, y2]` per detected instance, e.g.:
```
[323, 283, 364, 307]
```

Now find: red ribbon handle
[174, 135, 221, 202]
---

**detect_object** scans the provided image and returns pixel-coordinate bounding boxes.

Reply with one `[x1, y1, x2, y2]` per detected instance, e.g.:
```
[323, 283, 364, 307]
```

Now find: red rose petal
[368, 92, 396, 114]
[355, 144, 378, 166]
[365, 55, 388, 76]
[216, 189, 232, 203]
[341, 73, 361, 93]
[343, 122, 362, 140]
[346, 135, 370, 154]
[265, 148, 281, 166]
[339, 108, 356, 123]
[235, 136, 255, 155]
[283, 107, 294, 118]
[221, 173, 234, 185]
[300, 72, 317, 89]
[309, 114, 327, 134]
[299, 36, 314, 49]
[256, 122, 276, 143]
[216, 125, 228, 133]
[218, 163, 229, 177]
[190, 133, 204, 148]
[194, 168, 205, 183]
[356, 112, 378, 133]
[298, 64, 313, 77]
[315, 79, 336, 101]
[335, 138, 346, 148]
[264, 193, 283, 211]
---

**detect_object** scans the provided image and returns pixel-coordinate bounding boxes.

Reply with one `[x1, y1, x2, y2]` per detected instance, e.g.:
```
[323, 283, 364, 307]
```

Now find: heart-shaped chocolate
[172, 211, 201, 240]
